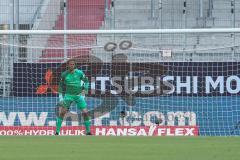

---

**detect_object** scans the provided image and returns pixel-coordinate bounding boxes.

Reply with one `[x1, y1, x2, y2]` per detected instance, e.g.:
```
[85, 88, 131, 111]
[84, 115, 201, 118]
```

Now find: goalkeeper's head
[67, 59, 76, 72]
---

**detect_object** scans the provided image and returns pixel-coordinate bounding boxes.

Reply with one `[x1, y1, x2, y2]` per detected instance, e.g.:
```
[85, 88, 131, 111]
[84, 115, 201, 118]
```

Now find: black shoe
[55, 132, 59, 136]
[86, 132, 92, 136]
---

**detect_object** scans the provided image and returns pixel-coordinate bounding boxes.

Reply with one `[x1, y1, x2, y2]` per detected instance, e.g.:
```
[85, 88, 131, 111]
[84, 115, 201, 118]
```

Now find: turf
[0, 136, 240, 160]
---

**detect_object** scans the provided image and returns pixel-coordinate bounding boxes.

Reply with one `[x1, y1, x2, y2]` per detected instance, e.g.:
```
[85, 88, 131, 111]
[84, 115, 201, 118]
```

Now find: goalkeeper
[55, 59, 92, 135]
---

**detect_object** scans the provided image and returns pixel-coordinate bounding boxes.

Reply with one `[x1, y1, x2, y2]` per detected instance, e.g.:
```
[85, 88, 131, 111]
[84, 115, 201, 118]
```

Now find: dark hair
[67, 59, 75, 65]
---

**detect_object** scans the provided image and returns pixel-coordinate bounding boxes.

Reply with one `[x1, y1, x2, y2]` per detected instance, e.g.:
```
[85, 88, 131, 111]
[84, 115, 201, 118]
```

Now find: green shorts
[62, 94, 87, 110]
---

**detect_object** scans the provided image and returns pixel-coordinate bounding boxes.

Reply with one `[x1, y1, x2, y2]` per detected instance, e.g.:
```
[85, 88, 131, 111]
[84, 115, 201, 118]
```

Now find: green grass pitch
[0, 136, 240, 160]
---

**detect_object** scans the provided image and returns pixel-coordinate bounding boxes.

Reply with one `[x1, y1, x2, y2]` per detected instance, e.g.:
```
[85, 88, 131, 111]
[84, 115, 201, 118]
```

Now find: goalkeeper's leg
[55, 96, 72, 135]
[76, 96, 92, 135]
[55, 106, 68, 135]
[82, 109, 92, 135]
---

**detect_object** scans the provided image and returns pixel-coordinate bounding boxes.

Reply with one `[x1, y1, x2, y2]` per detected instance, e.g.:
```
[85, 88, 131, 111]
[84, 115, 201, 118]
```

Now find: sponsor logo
[33, 59, 240, 96]
[36, 69, 58, 94]
[0, 111, 196, 127]
[0, 126, 198, 136]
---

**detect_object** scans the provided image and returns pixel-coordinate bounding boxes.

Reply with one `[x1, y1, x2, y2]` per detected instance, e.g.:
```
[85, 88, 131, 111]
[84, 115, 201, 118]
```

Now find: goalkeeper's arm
[58, 73, 65, 101]
[82, 74, 89, 95]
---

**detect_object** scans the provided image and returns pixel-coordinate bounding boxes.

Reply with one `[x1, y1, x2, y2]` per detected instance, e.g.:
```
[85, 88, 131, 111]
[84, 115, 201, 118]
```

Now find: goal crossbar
[1, 28, 240, 35]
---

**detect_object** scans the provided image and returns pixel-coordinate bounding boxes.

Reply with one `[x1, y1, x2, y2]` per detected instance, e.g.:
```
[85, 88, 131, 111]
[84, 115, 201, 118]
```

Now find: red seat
[40, 0, 106, 62]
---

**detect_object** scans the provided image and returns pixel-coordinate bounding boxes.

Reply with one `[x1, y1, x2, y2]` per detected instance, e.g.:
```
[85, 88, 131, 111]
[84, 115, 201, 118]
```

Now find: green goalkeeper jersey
[58, 69, 89, 95]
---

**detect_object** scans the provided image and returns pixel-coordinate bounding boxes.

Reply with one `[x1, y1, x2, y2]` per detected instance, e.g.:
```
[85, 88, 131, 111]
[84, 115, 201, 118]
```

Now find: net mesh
[0, 32, 240, 136]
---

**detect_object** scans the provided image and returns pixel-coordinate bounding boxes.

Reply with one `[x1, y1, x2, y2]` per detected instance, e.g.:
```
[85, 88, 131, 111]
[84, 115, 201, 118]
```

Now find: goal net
[0, 29, 240, 136]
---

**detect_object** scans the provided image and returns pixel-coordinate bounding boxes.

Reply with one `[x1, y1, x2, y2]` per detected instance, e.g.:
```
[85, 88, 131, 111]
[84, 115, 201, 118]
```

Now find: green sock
[84, 119, 91, 134]
[56, 117, 63, 134]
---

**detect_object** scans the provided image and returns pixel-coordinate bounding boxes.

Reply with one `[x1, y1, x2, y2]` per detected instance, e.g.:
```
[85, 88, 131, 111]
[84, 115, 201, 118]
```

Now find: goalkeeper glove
[79, 95, 85, 101]
[59, 93, 64, 102]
